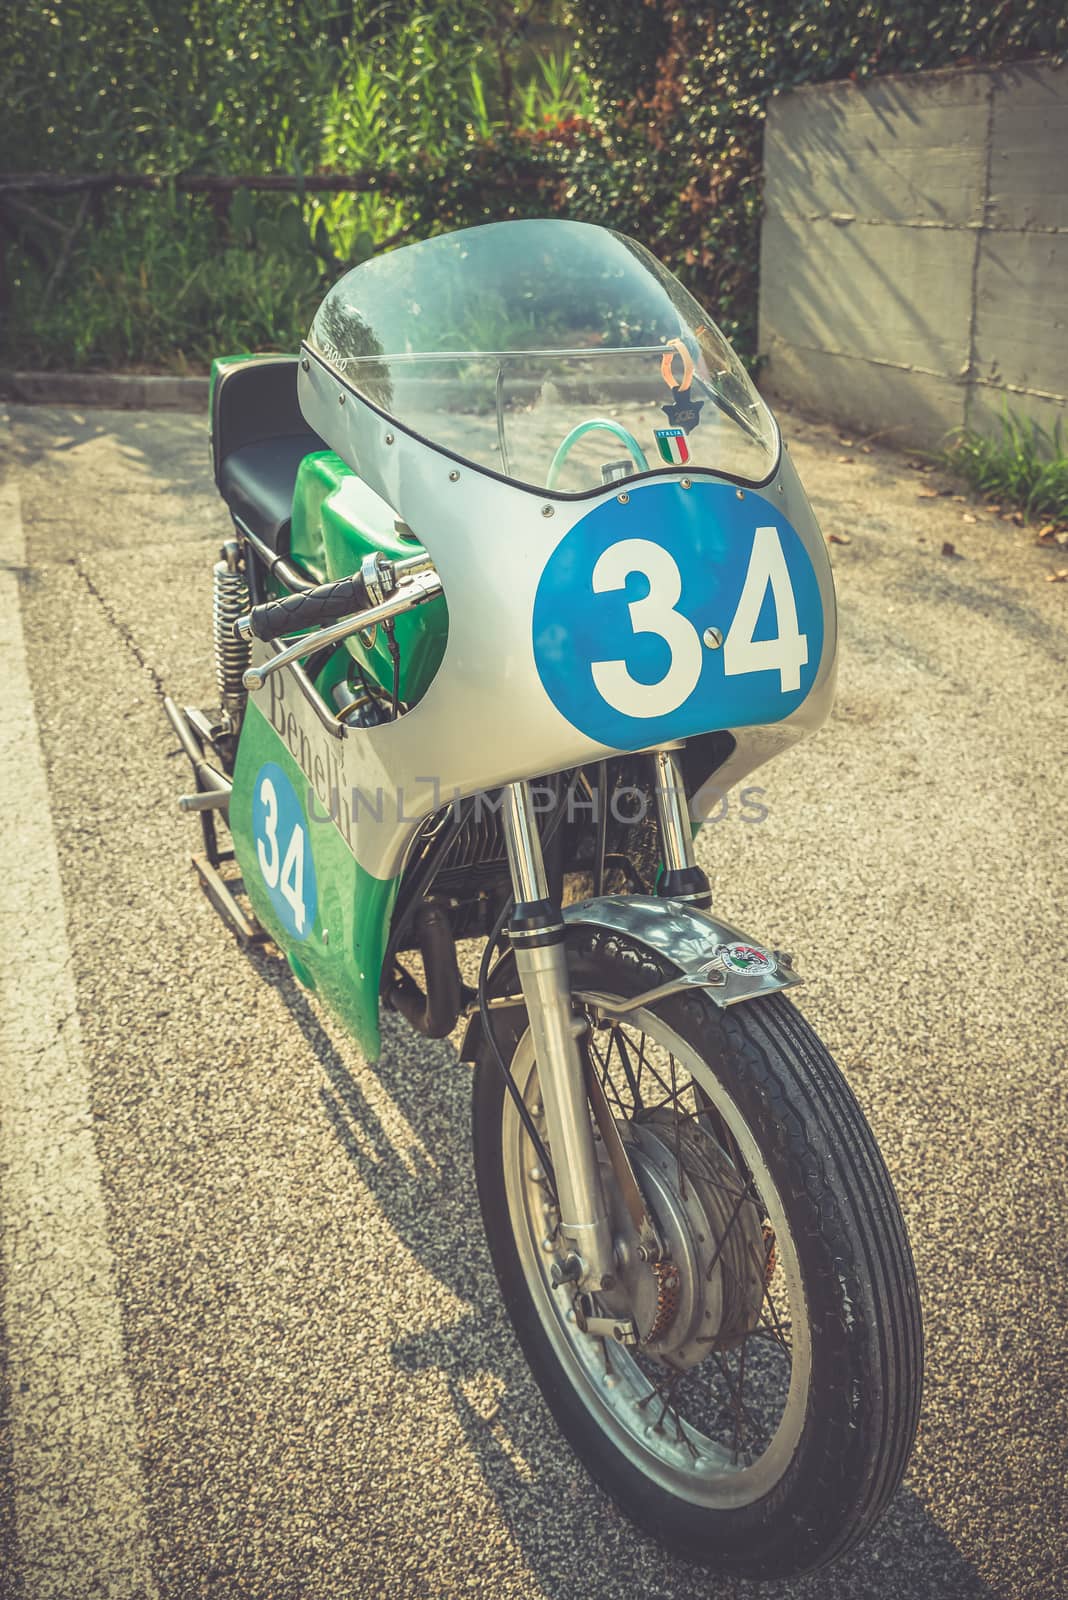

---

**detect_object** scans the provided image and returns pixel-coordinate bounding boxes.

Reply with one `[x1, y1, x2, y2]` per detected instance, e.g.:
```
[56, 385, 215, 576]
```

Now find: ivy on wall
[556, 1, 1066, 355]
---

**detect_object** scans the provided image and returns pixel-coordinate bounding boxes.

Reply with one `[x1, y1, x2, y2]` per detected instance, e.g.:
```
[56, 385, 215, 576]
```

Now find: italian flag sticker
[655, 426, 690, 465]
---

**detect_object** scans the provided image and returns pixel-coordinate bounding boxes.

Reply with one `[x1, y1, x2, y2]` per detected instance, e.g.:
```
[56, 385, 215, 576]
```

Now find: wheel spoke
[669, 1054, 689, 1201]
[637, 1365, 698, 1458]
[732, 1338, 748, 1462]
[710, 1347, 761, 1465]
[586, 1030, 631, 1120]
[703, 1175, 760, 1283]
[611, 1022, 645, 1111]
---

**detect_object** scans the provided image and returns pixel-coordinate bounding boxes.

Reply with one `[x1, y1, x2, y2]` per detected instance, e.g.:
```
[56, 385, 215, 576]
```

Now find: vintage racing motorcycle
[166, 220, 922, 1579]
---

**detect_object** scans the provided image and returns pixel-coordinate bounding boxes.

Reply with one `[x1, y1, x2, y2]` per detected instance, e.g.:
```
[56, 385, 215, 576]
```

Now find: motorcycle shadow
[390, 1319, 995, 1600]
[250, 944, 993, 1600]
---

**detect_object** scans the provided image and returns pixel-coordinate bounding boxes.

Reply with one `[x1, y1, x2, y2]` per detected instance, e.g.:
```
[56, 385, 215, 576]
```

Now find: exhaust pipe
[388, 902, 462, 1039]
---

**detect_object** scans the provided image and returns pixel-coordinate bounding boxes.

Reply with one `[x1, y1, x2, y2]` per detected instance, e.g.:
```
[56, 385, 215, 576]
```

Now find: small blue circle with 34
[251, 761, 318, 941]
[532, 479, 825, 751]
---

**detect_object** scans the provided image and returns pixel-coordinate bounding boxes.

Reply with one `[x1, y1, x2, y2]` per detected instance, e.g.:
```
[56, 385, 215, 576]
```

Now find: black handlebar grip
[242, 572, 372, 643]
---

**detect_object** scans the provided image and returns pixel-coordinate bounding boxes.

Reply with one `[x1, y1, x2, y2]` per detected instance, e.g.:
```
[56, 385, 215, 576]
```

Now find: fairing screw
[449, 470, 460, 482]
[703, 626, 724, 649]
[680, 477, 692, 489]
[542, 504, 554, 517]
[300, 357, 309, 372]
[736, 487, 745, 499]
[385, 433, 394, 445]
[617, 491, 630, 504]
[338, 392, 346, 405]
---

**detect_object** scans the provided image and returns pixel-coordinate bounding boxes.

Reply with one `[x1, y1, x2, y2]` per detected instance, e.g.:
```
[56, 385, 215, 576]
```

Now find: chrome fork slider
[502, 781, 616, 1291]
[652, 747, 711, 908]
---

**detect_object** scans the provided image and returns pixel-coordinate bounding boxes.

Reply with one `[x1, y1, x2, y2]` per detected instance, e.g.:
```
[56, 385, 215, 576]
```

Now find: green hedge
[1, 2, 1063, 369]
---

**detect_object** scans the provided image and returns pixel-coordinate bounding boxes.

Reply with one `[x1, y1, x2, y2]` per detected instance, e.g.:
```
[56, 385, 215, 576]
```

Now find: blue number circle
[531, 479, 824, 750]
[251, 761, 318, 941]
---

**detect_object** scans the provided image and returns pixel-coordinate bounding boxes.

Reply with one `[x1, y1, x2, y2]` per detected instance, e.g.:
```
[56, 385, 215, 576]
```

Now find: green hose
[546, 418, 650, 491]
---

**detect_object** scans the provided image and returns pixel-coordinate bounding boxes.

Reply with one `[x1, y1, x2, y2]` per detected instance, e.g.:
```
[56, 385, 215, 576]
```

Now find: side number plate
[251, 761, 318, 941]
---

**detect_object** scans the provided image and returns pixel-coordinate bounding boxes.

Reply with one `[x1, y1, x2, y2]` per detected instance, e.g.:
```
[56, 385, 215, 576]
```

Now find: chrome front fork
[500, 752, 709, 1293]
[502, 780, 616, 1291]
[652, 746, 711, 908]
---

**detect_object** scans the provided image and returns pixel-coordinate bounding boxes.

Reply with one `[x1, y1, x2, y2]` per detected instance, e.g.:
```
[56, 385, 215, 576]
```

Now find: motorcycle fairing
[246, 342, 837, 888]
[226, 347, 836, 1058]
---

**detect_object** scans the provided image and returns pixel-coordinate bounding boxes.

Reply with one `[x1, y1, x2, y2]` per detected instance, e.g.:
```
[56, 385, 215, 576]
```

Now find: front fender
[459, 893, 800, 1061]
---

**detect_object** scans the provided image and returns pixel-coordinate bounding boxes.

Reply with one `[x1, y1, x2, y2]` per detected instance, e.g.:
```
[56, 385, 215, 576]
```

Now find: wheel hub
[595, 1112, 767, 1369]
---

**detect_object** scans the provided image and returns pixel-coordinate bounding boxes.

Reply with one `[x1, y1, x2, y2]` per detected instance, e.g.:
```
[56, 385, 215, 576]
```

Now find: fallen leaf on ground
[838, 437, 854, 447]
[1039, 523, 1055, 536]
[861, 444, 873, 453]
[1047, 569, 1068, 583]
[916, 487, 941, 498]
[952, 495, 967, 503]
[1012, 512, 1025, 526]
[941, 541, 958, 557]
[827, 532, 852, 545]
[962, 513, 977, 523]
[1037, 529, 1058, 547]
[837, 454, 854, 463]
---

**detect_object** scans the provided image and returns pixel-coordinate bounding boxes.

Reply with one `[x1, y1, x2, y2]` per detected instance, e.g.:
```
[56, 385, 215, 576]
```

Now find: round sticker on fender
[251, 761, 318, 941]
[532, 479, 824, 751]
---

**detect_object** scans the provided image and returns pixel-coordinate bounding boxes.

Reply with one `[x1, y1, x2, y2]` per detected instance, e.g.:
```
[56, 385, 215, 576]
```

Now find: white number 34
[256, 776, 308, 933]
[589, 525, 809, 719]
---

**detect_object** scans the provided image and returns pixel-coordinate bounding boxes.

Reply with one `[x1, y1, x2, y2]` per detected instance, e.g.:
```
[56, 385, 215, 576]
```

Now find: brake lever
[242, 567, 442, 692]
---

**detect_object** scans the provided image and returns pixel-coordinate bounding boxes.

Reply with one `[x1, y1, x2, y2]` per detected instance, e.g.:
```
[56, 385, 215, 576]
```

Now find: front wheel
[472, 925, 923, 1579]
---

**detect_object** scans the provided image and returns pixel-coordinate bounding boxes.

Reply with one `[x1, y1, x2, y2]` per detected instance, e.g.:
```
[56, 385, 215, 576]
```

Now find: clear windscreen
[308, 220, 778, 494]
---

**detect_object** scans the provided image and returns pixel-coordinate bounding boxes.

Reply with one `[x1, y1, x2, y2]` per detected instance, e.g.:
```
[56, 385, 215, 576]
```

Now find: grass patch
[941, 409, 1068, 524]
[9, 193, 324, 372]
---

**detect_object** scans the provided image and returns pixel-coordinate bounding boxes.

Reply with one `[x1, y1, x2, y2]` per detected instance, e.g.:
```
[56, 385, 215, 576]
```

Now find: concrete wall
[758, 60, 1067, 450]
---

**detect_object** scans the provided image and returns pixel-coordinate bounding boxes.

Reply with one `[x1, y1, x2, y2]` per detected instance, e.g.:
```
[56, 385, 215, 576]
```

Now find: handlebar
[235, 551, 435, 645]
[240, 572, 372, 643]
[237, 557, 443, 693]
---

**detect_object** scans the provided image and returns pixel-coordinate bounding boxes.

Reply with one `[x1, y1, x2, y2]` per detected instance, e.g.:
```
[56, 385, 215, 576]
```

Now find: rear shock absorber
[213, 540, 251, 728]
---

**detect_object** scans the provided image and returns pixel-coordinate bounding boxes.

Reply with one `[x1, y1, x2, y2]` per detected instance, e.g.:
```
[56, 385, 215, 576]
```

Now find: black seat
[211, 355, 326, 557]
[219, 435, 320, 552]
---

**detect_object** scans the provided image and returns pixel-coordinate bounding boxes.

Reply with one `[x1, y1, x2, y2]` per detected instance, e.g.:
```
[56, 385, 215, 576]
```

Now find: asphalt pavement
[1, 401, 1065, 1600]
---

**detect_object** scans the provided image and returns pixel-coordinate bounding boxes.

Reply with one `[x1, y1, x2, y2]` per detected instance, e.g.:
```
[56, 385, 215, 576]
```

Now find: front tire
[472, 925, 922, 1579]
